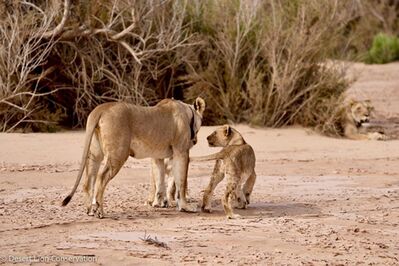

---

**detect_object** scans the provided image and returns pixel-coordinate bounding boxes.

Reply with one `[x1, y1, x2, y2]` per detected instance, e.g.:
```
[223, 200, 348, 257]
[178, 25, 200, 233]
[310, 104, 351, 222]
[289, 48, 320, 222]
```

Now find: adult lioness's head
[349, 100, 373, 127]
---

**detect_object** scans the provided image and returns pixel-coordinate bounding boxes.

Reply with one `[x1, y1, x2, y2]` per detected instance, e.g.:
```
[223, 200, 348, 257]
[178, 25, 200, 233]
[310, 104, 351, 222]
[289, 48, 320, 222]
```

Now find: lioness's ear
[194, 97, 206, 116]
[364, 100, 374, 111]
[348, 98, 357, 106]
[224, 124, 231, 137]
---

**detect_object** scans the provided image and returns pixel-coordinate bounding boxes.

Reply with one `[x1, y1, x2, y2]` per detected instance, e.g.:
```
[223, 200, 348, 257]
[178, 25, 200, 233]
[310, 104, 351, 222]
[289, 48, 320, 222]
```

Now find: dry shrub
[0, 3, 60, 132]
[1, 0, 389, 135]
[183, 0, 350, 133]
[0, 0, 199, 131]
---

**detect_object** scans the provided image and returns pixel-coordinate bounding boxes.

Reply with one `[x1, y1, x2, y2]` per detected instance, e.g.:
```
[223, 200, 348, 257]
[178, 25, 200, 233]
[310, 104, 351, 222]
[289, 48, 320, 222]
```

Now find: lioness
[191, 125, 256, 219]
[62, 97, 205, 218]
[342, 100, 386, 140]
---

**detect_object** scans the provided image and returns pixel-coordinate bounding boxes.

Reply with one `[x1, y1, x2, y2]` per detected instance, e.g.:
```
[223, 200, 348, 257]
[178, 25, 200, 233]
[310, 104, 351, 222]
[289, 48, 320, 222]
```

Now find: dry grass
[140, 231, 170, 249]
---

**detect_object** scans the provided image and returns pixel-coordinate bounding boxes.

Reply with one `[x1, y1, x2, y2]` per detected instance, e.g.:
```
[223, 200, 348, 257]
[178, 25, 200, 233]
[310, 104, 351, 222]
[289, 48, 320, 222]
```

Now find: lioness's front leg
[173, 151, 197, 212]
[367, 132, 387, 140]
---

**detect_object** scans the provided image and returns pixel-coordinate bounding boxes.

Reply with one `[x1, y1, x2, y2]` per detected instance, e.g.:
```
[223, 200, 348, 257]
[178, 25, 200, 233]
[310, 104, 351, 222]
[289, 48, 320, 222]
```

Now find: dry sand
[0, 62, 398, 265]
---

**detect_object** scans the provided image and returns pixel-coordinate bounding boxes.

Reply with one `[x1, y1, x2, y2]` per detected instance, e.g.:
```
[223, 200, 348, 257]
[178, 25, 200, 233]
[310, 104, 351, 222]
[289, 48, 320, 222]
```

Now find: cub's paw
[235, 197, 247, 209]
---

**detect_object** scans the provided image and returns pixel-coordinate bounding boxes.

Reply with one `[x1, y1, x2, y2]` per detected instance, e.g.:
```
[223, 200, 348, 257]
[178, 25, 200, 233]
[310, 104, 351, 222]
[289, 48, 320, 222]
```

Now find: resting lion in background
[190, 125, 256, 219]
[62, 97, 206, 218]
[341, 99, 386, 140]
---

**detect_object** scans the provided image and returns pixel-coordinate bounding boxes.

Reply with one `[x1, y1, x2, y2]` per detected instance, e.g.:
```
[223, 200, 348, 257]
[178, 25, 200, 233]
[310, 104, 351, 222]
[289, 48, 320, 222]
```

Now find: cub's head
[206, 125, 244, 147]
[349, 99, 373, 126]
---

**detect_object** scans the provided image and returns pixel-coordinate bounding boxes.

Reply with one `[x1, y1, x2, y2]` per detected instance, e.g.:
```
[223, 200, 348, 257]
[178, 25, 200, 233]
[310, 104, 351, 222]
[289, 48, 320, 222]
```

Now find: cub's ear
[194, 97, 206, 116]
[224, 124, 231, 137]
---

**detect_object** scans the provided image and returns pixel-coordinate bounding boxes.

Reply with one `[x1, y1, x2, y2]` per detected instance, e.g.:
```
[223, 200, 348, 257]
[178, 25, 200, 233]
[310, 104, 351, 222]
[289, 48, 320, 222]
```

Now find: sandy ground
[0, 62, 399, 265]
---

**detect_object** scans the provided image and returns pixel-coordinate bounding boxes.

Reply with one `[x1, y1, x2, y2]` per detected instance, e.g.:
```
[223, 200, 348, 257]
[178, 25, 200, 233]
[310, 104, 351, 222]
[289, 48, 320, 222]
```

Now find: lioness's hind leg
[146, 167, 156, 206]
[202, 160, 224, 213]
[165, 158, 176, 205]
[166, 176, 176, 206]
[151, 159, 167, 208]
[173, 151, 197, 212]
[91, 155, 127, 218]
[243, 172, 256, 206]
[84, 156, 102, 214]
[84, 134, 103, 215]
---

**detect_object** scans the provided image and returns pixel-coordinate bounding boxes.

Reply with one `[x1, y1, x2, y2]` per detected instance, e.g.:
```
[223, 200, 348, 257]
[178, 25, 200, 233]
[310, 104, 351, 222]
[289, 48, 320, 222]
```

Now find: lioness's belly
[129, 140, 173, 159]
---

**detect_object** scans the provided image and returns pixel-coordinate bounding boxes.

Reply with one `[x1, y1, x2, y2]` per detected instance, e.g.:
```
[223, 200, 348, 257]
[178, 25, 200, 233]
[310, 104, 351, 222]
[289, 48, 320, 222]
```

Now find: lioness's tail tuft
[61, 195, 72, 206]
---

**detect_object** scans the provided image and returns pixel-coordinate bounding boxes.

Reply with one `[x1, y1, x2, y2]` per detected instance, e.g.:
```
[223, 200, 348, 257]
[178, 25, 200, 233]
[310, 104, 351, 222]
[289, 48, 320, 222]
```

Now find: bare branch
[111, 9, 136, 40]
[40, 0, 71, 38]
[118, 41, 142, 65]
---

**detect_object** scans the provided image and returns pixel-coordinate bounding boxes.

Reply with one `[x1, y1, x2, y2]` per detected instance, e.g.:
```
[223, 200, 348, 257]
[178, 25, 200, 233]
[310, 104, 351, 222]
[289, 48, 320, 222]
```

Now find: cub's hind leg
[235, 175, 248, 209]
[243, 171, 256, 206]
[202, 160, 225, 213]
[222, 167, 241, 219]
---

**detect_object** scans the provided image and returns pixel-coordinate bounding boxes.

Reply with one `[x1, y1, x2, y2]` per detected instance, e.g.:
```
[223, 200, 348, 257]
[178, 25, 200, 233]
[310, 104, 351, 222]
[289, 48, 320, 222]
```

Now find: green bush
[366, 33, 399, 64]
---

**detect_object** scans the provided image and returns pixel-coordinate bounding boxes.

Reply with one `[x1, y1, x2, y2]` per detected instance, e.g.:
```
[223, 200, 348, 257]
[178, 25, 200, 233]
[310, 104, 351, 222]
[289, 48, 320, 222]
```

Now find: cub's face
[206, 125, 232, 147]
[350, 100, 373, 125]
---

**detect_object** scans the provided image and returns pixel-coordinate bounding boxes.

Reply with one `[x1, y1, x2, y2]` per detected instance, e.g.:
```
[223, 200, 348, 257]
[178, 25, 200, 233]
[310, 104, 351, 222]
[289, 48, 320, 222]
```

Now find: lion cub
[191, 125, 256, 219]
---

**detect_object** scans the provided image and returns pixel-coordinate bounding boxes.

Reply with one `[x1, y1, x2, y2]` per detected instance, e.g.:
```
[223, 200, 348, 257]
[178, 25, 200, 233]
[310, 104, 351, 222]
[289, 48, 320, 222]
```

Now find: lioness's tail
[190, 151, 224, 162]
[61, 111, 102, 206]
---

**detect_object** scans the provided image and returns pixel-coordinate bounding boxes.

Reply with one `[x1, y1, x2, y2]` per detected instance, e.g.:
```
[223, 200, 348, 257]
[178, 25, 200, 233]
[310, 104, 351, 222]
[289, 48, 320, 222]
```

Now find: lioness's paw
[368, 132, 387, 141]
[178, 202, 198, 213]
[95, 209, 104, 219]
[201, 204, 212, 213]
[88, 203, 99, 216]
[86, 206, 92, 215]
[227, 213, 242, 219]
[152, 197, 168, 208]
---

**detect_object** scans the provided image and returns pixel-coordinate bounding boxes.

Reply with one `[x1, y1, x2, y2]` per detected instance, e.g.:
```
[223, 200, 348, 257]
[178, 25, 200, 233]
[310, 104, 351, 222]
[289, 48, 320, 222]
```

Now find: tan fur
[343, 100, 386, 140]
[190, 125, 256, 219]
[62, 97, 205, 218]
